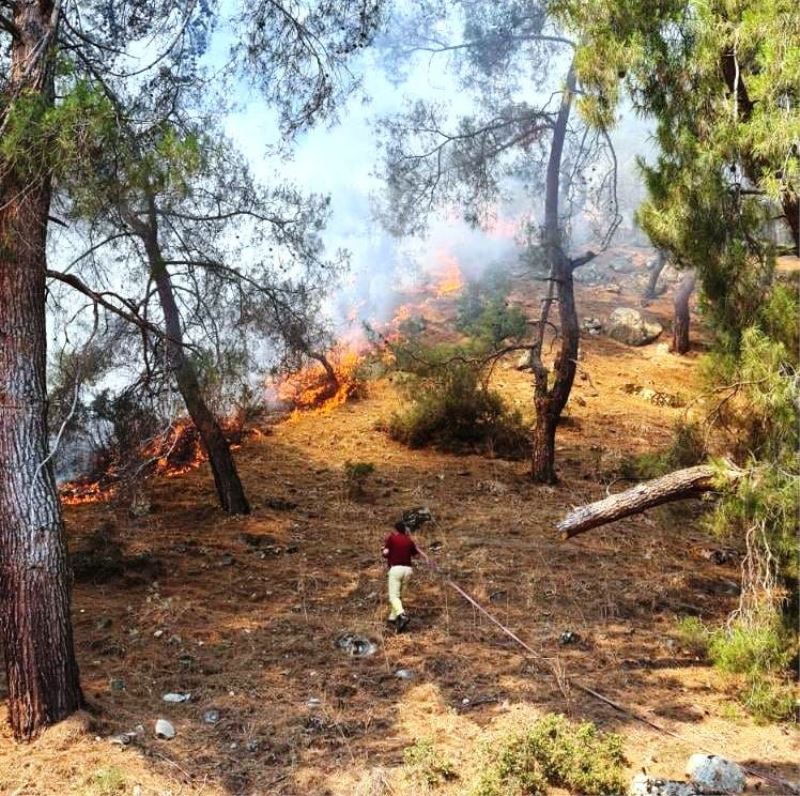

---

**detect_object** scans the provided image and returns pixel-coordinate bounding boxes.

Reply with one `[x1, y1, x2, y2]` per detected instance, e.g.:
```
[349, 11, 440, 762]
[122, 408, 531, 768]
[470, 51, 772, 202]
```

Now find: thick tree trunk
[0, 1, 83, 740]
[671, 271, 696, 354]
[643, 250, 667, 300]
[140, 216, 250, 515]
[557, 464, 741, 539]
[530, 65, 577, 483]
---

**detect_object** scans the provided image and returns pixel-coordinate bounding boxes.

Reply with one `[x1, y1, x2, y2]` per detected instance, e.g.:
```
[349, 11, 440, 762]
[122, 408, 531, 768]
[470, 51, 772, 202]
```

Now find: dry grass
[0, 260, 797, 795]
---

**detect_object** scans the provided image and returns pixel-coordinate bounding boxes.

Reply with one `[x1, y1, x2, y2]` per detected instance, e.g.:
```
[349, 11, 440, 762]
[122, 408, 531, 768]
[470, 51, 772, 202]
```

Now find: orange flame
[277, 348, 366, 415]
[433, 252, 464, 297]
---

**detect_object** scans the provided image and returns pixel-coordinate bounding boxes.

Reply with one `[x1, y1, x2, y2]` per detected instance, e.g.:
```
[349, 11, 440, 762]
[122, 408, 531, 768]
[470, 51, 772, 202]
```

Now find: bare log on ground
[558, 465, 741, 539]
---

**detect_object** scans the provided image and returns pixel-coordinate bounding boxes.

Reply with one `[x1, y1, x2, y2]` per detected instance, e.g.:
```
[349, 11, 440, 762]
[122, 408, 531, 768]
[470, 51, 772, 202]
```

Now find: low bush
[385, 345, 529, 459]
[344, 460, 375, 499]
[456, 267, 527, 347]
[403, 737, 457, 788]
[472, 713, 626, 796]
[620, 421, 707, 480]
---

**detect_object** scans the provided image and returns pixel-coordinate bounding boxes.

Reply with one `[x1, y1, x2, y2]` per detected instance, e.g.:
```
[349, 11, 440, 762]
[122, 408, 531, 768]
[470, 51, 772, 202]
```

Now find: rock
[306, 697, 322, 708]
[96, 617, 113, 630]
[399, 506, 434, 530]
[202, 708, 220, 725]
[128, 491, 151, 518]
[154, 719, 176, 740]
[699, 548, 737, 565]
[162, 692, 191, 703]
[516, 350, 533, 370]
[630, 774, 696, 796]
[109, 732, 136, 746]
[607, 308, 663, 346]
[109, 678, 125, 692]
[394, 669, 415, 680]
[686, 754, 745, 794]
[265, 497, 297, 511]
[559, 630, 579, 645]
[335, 633, 377, 658]
[609, 257, 637, 274]
[219, 553, 235, 567]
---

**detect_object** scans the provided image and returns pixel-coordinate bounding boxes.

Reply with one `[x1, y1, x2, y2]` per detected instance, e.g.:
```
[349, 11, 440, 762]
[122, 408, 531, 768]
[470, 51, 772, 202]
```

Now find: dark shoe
[396, 614, 410, 633]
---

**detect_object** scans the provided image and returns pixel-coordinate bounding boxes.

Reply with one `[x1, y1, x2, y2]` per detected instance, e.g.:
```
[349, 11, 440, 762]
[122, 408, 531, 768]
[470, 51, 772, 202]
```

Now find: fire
[277, 347, 366, 415]
[60, 480, 116, 506]
[433, 252, 464, 297]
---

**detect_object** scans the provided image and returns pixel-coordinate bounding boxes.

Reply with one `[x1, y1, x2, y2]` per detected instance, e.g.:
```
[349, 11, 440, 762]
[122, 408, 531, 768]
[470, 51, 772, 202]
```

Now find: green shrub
[344, 460, 375, 499]
[675, 616, 710, 656]
[472, 714, 626, 796]
[708, 618, 792, 676]
[404, 737, 457, 787]
[619, 421, 707, 480]
[736, 677, 797, 724]
[456, 268, 527, 346]
[87, 767, 126, 796]
[385, 347, 529, 459]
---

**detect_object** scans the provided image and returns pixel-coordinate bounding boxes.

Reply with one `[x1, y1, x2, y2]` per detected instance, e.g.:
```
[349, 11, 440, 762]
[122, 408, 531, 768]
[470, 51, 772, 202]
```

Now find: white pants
[387, 565, 413, 620]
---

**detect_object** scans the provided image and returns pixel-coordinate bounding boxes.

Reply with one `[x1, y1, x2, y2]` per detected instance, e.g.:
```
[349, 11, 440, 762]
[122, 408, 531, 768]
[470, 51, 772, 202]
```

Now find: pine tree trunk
[0, 0, 83, 740]
[531, 65, 576, 483]
[140, 209, 250, 515]
[644, 250, 667, 299]
[671, 271, 695, 355]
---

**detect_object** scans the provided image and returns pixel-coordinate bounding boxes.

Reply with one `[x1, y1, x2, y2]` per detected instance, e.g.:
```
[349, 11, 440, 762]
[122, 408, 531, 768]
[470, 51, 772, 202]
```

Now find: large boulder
[607, 307, 663, 346]
[686, 755, 745, 794]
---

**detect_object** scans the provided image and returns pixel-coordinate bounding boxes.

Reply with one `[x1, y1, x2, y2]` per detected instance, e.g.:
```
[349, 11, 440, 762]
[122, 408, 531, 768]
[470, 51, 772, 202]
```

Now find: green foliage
[620, 421, 706, 480]
[456, 268, 527, 347]
[86, 767, 126, 796]
[385, 343, 529, 459]
[472, 714, 626, 796]
[0, 75, 206, 218]
[675, 616, 711, 657]
[344, 460, 375, 499]
[404, 737, 457, 788]
[709, 618, 793, 677]
[708, 616, 797, 722]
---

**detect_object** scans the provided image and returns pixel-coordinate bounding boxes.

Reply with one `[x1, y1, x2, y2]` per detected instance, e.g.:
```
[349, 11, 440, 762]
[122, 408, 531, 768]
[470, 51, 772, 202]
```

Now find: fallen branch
[558, 465, 742, 539]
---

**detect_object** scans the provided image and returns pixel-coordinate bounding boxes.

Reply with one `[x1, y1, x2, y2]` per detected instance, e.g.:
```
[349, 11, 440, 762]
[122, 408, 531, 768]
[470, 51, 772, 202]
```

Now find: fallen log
[558, 465, 741, 540]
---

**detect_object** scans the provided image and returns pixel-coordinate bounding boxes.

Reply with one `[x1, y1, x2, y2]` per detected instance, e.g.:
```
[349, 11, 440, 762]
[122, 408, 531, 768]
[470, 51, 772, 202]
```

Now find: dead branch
[558, 465, 742, 539]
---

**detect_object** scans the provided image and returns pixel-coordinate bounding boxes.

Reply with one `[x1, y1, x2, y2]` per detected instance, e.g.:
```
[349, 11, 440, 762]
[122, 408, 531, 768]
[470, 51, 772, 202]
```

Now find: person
[382, 520, 419, 632]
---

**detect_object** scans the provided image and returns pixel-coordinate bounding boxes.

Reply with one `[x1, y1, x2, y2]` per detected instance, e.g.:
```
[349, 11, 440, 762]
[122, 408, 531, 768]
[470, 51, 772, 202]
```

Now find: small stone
[153, 629, 164, 638]
[686, 754, 745, 794]
[202, 708, 220, 725]
[162, 692, 191, 703]
[219, 554, 235, 567]
[394, 669, 414, 680]
[629, 773, 696, 796]
[461, 697, 470, 705]
[154, 719, 176, 740]
[245, 739, 260, 752]
[109, 678, 125, 692]
[96, 617, 113, 631]
[108, 732, 135, 746]
[335, 633, 377, 658]
[306, 697, 322, 708]
[559, 630, 579, 645]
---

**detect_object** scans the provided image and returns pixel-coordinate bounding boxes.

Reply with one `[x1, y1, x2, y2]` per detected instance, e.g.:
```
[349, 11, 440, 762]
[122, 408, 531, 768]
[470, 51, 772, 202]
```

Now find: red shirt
[383, 531, 419, 567]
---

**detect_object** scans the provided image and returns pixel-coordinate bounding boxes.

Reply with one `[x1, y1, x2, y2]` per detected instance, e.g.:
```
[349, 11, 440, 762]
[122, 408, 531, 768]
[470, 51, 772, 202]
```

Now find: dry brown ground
[1, 258, 797, 795]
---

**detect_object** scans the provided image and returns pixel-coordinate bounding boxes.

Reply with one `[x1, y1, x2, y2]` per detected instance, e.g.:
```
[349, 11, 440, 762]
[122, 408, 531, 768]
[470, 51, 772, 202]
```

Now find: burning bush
[384, 343, 529, 459]
[277, 348, 367, 413]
